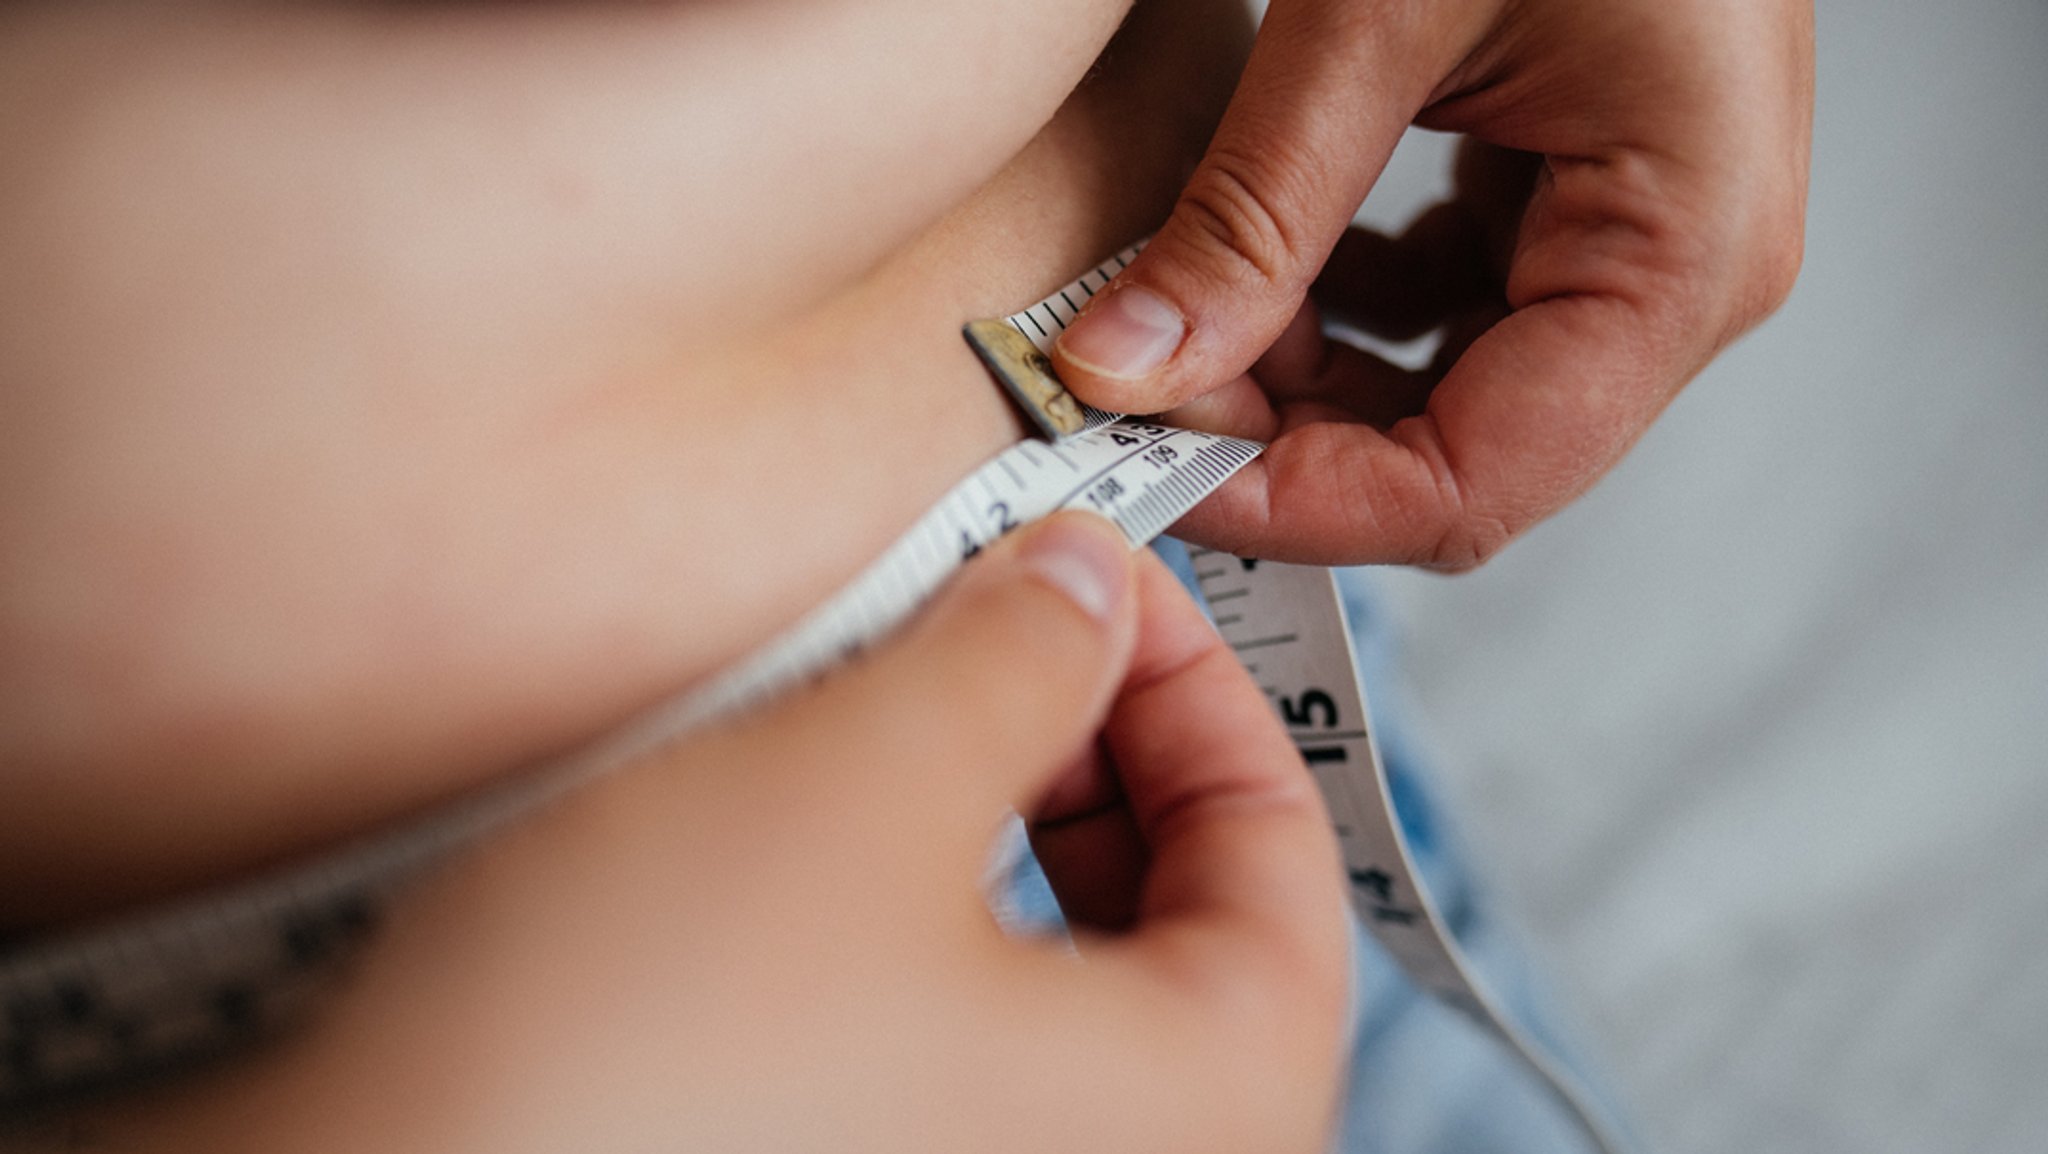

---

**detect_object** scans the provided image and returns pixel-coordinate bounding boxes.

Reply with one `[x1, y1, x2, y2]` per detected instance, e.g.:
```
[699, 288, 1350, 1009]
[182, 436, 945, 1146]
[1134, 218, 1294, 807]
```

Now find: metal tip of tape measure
[963, 319, 1086, 442]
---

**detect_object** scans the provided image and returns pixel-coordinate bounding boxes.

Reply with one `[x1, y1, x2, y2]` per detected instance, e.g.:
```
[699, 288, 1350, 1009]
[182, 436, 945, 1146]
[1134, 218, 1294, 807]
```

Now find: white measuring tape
[0, 247, 1625, 1153]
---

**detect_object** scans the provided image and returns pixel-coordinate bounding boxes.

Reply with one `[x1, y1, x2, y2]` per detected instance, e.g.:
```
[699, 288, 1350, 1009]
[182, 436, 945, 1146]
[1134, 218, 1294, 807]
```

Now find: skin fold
[0, 0, 1250, 927]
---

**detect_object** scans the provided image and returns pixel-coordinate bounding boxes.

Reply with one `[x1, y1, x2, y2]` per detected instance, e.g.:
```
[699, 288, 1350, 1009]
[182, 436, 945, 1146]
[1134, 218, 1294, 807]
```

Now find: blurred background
[1354, 0, 2048, 1149]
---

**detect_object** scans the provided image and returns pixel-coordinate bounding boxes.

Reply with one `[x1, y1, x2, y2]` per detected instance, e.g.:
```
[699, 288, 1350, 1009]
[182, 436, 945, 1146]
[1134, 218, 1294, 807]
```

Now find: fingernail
[1018, 513, 1131, 625]
[1057, 285, 1185, 380]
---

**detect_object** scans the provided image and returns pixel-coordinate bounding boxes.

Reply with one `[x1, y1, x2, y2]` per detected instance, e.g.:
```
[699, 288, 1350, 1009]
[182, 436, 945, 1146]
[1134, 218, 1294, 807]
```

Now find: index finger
[1090, 555, 1351, 1025]
[1173, 291, 1688, 569]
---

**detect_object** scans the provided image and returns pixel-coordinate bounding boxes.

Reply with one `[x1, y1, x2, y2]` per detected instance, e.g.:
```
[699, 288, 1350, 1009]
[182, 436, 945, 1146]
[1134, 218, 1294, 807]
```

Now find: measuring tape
[1190, 555, 1625, 1153]
[0, 247, 1625, 1153]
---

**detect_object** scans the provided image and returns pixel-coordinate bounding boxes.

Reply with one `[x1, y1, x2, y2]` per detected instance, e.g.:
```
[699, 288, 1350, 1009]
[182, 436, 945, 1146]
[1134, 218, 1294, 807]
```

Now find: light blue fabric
[996, 542, 1629, 1153]
[1329, 565, 1618, 1154]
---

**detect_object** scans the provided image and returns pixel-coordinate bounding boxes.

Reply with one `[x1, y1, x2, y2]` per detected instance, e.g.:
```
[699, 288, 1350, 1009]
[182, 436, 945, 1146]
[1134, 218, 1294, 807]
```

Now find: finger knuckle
[1700, 194, 1808, 343]
[1428, 511, 1518, 573]
[1747, 215, 1807, 321]
[1397, 420, 1522, 571]
[1174, 146, 1317, 293]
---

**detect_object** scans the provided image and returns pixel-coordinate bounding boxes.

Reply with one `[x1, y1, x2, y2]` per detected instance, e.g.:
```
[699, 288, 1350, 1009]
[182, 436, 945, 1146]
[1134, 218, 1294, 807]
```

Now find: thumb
[1051, 0, 1461, 413]
[738, 511, 1139, 875]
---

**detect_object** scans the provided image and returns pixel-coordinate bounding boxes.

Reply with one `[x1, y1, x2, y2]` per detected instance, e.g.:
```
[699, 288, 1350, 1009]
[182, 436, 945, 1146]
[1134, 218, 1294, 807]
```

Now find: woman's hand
[1052, 0, 1814, 568]
[86, 514, 1351, 1153]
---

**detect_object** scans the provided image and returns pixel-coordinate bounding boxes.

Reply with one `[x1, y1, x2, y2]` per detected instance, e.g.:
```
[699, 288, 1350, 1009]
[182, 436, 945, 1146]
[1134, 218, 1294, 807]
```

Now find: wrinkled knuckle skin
[1751, 219, 1807, 322]
[1405, 425, 1521, 572]
[1722, 199, 1808, 338]
[1428, 512, 1517, 573]
[1173, 147, 1311, 292]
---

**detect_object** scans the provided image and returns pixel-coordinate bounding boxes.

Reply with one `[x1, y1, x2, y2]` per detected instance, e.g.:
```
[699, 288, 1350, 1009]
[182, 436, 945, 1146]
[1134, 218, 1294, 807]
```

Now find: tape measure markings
[1183, 551, 1627, 1154]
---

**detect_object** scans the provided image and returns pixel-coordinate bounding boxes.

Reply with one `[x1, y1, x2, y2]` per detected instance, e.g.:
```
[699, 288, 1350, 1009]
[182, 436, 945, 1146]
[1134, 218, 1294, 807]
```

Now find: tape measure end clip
[963, 319, 1086, 443]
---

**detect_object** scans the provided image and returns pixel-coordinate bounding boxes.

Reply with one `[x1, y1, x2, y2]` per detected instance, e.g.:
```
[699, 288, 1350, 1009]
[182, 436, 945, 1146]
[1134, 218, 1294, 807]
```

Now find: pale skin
[49, 515, 1352, 1153]
[1, 0, 1813, 1145]
[0, 0, 1250, 925]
